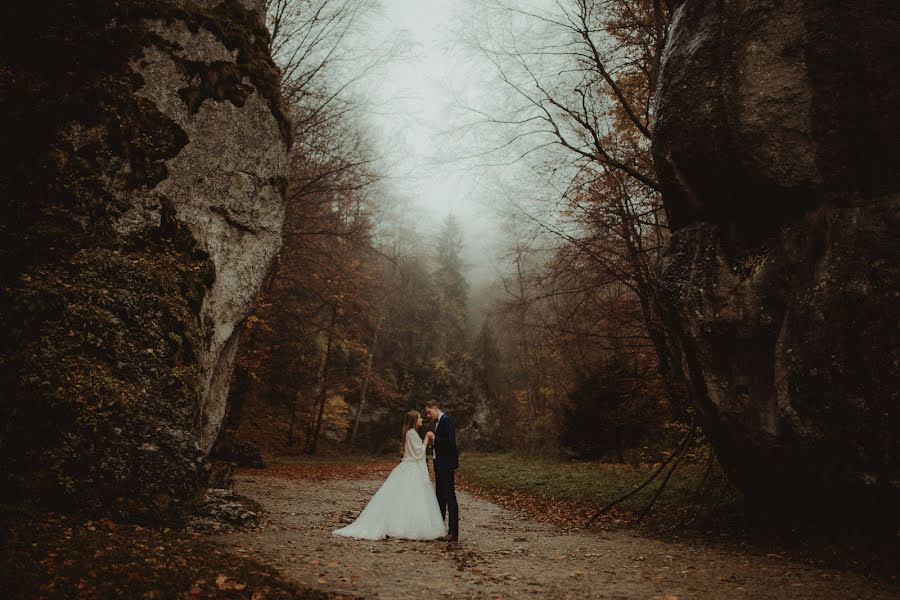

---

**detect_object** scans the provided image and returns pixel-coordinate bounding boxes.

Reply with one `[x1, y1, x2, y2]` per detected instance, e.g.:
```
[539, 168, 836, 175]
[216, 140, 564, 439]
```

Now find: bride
[333, 410, 446, 540]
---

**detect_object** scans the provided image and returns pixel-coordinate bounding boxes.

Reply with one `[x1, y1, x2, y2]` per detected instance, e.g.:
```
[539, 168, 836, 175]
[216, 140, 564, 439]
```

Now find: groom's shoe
[439, 533, 458, 542]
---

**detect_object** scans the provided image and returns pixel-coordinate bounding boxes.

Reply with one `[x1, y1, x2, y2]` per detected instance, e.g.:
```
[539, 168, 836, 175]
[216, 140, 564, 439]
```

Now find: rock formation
[652, 0, 898, 515]
[0, 0, 288, 515]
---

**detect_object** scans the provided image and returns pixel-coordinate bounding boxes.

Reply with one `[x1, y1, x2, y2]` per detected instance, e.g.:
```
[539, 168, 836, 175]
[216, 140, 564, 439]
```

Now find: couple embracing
[333, 400, 460, 542]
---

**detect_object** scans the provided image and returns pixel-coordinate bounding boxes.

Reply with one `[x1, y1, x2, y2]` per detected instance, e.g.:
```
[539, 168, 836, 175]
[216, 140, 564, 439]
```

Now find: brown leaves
[238, 461, 395, 482]
[216, 574, 247, 591]
[457, 477, 595, 531]
[0, 510, 326, 599]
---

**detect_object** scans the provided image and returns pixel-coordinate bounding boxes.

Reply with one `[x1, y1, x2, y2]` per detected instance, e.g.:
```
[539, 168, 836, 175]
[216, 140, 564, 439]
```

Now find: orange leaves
[215, 574, 247, 591]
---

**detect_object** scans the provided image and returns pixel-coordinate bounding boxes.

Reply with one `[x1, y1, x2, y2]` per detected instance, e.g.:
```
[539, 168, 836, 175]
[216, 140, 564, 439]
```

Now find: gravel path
[217, 473, 897, 600]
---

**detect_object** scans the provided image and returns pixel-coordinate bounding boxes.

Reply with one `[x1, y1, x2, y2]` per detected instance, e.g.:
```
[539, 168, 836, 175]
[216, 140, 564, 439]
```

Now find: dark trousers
[435, 468, 458, 535]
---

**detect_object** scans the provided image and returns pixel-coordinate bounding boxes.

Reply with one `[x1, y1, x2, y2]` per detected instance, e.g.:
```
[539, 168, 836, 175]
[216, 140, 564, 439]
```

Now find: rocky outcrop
[422, 357, 499, 453]
[0, 0, 288, 515]
[119, 7, 288, 452]
[337, 357, 499, 455]
[652, 1, 898, 515]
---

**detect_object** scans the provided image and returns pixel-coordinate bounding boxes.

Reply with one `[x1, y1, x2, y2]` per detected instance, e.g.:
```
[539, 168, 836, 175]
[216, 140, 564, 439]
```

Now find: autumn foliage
[460, 0, 689, 457]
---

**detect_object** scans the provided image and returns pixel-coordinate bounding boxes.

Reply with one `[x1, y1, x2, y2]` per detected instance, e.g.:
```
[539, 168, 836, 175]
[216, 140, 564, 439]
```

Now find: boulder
[0, 0, 288, 515]
[652, 0, 899, 515]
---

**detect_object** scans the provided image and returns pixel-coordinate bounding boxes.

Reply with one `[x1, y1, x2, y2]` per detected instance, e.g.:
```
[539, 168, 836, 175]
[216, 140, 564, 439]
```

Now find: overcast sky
[358, 0, 508, 288]
[337, 0, 573, 318]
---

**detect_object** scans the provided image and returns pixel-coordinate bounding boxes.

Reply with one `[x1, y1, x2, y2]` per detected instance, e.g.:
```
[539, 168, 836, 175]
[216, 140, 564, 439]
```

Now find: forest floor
[216, 460, 899, 600]
[0, 506, 335, 599]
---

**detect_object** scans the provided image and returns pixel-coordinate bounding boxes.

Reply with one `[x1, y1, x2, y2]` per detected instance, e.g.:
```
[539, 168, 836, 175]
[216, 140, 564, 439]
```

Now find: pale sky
[359, 0, 505, 288]
[342, 0, 570, 319]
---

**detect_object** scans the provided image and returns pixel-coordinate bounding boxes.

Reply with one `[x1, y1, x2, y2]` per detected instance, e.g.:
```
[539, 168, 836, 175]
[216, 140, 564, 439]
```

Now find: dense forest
[0, 0, 897, 597]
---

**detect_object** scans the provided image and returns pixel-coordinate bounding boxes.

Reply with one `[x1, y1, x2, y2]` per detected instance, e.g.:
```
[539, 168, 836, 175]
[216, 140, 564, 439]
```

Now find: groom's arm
[433, 416, 457, 454]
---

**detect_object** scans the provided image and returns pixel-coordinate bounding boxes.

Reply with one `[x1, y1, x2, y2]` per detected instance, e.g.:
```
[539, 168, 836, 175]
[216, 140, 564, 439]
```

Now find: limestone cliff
[652, 0, 898, 515]
[0, 0, 288, 515]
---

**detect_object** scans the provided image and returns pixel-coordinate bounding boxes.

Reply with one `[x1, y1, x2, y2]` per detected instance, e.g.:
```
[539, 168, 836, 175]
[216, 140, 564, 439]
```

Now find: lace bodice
[403, 428, 427, 462]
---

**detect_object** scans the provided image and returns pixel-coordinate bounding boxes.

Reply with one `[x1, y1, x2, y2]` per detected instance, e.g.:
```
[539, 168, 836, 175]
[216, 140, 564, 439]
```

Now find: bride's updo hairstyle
[401, 410, 420, 455]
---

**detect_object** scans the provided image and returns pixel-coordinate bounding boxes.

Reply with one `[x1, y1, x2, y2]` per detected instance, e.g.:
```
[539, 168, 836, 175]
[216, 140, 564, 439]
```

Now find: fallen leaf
[215, 574, 247, 591]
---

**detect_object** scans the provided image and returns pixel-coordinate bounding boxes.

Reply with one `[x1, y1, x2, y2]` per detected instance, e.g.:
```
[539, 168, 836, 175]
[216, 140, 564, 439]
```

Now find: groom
[424, 399, 459, 542]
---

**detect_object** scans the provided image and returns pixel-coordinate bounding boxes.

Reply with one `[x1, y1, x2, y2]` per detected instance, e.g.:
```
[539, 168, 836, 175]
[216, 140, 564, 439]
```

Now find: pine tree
[434, 214, 468, 307]
[432, 214, 469, 356]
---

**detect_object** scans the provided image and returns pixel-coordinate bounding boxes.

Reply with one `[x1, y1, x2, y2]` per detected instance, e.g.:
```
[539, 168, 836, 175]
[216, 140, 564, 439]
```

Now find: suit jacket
[433, 413, 459, 470]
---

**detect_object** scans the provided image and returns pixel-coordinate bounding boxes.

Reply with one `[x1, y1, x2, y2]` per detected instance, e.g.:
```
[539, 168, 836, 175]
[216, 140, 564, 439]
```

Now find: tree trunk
[306, 303, 338, 454]
[287, 391, 301, 445]
[514, 257, 537, 454]
[348, 318, 381, 449]
[615, 426, 625, 463]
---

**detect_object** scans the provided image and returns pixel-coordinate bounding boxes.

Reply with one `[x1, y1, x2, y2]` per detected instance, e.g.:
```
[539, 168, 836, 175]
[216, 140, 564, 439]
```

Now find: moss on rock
[2, 209, 213, 514]
[0, 1, 288, 516]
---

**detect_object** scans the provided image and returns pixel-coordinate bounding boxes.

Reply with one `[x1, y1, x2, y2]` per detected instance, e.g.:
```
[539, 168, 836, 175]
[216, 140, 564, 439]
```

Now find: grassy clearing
[457, 453, 899, 580]
[0, 508, 338, 599]
[458, 451, 743, 530]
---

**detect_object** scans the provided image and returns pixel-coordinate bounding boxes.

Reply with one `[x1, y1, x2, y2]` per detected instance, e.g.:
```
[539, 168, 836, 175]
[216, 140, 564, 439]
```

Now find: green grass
[459, 452, 743, 528]
[459, 453, 899, 581]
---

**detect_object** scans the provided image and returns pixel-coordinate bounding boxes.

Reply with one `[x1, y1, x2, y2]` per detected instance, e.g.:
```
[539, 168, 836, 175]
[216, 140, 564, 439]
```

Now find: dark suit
[433, 413, 459, 536]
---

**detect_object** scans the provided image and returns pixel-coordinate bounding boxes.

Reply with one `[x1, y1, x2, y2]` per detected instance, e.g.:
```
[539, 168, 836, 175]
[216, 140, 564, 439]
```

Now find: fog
[354, 1, 522, 299]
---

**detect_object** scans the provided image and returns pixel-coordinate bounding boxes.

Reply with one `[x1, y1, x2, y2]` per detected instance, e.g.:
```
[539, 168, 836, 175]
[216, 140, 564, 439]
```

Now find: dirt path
[217, 472, 897, 600]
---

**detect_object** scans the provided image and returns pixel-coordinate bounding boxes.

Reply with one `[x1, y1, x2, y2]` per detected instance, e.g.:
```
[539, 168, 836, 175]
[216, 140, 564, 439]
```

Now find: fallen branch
[585, 419, 698, 528]
[678, 445, 716, 527]
[694, 446, 715, 500]
[637, 425, 697, 522]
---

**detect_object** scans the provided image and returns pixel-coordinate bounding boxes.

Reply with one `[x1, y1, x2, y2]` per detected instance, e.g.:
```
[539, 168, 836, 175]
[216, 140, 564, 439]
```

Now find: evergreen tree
[432, 214, 470, 356]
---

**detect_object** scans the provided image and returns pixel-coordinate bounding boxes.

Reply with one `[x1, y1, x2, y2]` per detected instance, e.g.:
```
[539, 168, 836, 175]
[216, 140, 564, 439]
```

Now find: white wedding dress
[333, 429, 446, 540]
